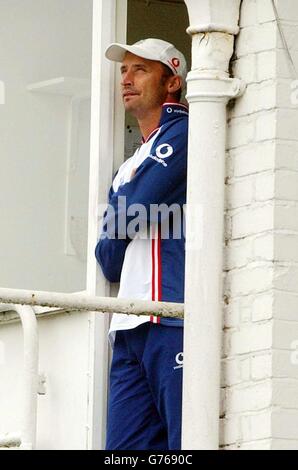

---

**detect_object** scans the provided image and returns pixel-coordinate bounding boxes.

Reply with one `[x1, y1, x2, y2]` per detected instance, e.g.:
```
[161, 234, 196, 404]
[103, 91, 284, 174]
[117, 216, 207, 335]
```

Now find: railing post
[0, 305, 38, 450]
[16, 305, 38, 450]
[182, 0, 244, 450]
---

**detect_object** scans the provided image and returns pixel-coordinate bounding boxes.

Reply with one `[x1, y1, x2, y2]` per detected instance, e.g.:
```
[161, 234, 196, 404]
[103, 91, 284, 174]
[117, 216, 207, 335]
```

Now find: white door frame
[86, 0, 127, 450]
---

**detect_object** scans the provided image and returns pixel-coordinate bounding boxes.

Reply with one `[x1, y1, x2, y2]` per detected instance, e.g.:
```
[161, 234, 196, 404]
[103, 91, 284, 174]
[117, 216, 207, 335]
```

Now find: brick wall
[222, 0, 298, 449]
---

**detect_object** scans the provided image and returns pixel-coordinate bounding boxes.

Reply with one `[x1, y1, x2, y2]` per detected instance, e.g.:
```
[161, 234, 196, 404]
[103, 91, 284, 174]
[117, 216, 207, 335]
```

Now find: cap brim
[105, 43, 159, 63]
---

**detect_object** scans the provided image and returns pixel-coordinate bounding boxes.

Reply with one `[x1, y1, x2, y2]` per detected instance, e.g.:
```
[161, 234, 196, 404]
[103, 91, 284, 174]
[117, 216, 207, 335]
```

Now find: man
[95, 38, 188, 450]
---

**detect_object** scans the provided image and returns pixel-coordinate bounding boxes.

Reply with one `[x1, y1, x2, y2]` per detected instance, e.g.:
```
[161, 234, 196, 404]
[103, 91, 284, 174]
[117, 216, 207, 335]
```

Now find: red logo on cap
[172, 58, 180, 68]
[168, 58, 180, 73]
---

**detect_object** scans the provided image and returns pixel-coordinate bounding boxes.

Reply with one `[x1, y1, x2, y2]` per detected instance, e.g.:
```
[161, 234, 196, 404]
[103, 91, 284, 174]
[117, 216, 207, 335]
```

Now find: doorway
[123, 0, 191, 158]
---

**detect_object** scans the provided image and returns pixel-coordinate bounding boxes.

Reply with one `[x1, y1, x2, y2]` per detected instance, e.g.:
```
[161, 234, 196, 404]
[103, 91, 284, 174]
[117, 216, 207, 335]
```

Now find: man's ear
[167, 75, 183, 94]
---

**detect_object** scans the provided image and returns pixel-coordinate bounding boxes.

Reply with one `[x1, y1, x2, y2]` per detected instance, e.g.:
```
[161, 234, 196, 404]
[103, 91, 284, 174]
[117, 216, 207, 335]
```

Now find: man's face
[120, 52, 170, 118]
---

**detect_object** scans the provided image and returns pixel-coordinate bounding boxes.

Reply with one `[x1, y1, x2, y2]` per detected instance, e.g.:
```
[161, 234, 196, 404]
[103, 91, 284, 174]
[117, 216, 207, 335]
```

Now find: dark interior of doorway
[127, 0, 190, 71]
[124, 0, 191, 158]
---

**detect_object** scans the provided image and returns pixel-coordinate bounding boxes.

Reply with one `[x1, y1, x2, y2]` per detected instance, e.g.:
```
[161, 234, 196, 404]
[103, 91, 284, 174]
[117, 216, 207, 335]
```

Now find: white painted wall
[0, 0, 95, 451]
[0, 312, 91, 450]
[0, 0, 93, 292]
[223, 0, 298, 450]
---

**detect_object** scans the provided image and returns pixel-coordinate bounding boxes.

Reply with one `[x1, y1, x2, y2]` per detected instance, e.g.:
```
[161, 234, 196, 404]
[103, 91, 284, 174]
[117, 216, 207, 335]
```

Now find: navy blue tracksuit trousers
[106, 322, 184, 450]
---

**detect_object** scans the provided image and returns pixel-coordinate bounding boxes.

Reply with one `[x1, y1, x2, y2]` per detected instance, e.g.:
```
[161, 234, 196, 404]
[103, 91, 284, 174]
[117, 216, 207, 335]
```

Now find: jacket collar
[142, 102, 189, 143]
[159, 102, 189, 126]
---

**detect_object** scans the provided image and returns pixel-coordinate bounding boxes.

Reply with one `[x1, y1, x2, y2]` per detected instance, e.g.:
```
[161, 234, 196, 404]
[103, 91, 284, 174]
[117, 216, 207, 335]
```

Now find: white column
[182, 0, 244, 450]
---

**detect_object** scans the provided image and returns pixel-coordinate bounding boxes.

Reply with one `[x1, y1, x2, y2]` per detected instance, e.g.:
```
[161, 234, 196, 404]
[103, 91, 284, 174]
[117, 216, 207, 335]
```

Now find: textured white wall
[223, 0, 298, 450]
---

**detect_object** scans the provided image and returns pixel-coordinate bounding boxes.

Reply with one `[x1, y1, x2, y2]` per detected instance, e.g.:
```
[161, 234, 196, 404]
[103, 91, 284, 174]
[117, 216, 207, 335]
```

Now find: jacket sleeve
[95, 234, 130, 283]
[107, 122, 188, 237]
[95, 181, 131, 283]
[95, 120, 188, 282]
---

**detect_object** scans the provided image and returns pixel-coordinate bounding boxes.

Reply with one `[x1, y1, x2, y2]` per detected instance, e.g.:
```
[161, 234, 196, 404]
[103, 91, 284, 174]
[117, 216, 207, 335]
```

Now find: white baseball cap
[105, 38, 187, 88]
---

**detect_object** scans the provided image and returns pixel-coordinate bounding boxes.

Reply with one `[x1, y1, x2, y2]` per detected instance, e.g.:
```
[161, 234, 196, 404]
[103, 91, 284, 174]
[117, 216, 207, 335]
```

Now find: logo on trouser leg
[173, 352, 183, 370]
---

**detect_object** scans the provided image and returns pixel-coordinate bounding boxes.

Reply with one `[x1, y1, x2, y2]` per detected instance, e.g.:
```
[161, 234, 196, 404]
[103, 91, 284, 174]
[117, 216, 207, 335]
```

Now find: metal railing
[0, 287, 184, 449]
[0, 304, 38, 450]
[0, 287, 184, 318]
